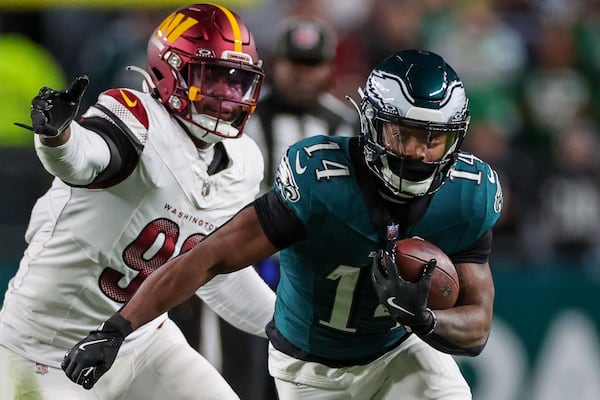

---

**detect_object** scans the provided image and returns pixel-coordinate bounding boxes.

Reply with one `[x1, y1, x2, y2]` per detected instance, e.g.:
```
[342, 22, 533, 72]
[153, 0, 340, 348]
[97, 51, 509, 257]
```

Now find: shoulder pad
[103, 89, 149, 129]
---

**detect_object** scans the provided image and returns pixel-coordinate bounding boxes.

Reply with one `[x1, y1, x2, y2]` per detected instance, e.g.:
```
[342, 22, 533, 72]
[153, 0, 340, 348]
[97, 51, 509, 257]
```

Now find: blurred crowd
[2, 0, 600, 275]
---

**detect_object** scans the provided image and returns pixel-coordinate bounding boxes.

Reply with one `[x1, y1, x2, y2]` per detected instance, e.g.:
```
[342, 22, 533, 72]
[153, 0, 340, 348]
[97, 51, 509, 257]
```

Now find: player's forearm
[424, 305, 491, 355]
[35, 122, 110, 185]
[421, 260, 495, 355]
[120, 249, 217, 330]
[120, 205, 277, 331]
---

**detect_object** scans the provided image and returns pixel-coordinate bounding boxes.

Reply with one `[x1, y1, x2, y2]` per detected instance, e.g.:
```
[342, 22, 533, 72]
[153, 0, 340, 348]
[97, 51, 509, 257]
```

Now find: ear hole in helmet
[151, 67, 163, 81]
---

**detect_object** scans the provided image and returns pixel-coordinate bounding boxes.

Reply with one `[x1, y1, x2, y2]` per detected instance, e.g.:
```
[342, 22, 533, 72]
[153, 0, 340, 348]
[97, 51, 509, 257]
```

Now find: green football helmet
[357, 49, 470, 201]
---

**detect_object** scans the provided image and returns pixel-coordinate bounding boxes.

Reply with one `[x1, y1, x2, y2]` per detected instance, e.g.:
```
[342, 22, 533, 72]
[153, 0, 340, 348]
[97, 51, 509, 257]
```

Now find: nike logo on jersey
[120, 90, 138, 107]
[295, 152, 307, 174]
[104, 89, 149, 129]
[386, 297, 416, 316]
[78, 338, 109, 351]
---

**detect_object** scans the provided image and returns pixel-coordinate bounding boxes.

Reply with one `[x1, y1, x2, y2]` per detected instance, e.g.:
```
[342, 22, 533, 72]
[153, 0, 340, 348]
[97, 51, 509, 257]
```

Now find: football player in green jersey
[63, 49, 503, 400]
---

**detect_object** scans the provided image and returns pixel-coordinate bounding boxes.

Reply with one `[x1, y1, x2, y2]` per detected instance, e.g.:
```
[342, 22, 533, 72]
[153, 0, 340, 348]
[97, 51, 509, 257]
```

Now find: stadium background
[1, 1, 600, 399]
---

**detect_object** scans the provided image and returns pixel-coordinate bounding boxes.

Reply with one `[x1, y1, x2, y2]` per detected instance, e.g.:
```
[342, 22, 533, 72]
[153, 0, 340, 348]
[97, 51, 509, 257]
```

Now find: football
[392, 237, 460, 310]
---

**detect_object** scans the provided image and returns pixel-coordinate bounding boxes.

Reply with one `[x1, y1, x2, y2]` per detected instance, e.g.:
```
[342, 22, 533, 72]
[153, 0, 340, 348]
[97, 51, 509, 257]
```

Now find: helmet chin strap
[175, 117, 216, 148]
[362, 137, 433, 202]
[380, 158, 436, 197]
[177, 113, 240, 145]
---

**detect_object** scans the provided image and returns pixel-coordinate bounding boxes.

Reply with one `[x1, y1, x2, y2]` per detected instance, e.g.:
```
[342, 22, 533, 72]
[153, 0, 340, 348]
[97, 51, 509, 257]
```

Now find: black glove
[61, 313, 132, 390]
[371, 249, 437, 336]
[15, 75, 89, 137]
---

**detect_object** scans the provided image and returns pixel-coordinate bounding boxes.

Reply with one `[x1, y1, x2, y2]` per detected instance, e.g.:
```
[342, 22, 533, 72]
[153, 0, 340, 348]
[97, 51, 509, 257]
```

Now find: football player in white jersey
[0, 4, 274, 399]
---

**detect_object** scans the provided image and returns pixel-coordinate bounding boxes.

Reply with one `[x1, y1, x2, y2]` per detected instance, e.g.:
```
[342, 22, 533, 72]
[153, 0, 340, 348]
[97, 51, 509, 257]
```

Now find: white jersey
[0, 88, 266, 368]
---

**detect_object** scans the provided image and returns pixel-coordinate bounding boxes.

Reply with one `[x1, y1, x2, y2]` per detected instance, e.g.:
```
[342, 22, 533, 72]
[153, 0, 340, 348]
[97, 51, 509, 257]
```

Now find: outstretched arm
[62, 204, 278, 389]
[124, 204, 277, 329]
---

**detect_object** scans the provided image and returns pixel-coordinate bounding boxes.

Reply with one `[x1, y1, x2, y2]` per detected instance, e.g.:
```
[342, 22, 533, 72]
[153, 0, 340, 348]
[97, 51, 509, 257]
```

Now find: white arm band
[196, 266, 275, 338]
[35, 122, 111, 185]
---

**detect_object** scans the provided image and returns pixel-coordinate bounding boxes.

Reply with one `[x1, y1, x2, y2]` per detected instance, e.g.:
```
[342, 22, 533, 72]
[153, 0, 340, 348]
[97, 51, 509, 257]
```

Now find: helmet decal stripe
[156, 12, 199, 43]
[212, 4, 243, 52]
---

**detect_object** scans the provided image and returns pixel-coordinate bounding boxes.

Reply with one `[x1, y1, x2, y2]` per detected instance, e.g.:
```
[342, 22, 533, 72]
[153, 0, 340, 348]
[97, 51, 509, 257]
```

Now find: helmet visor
[380, 121, 460, 163]
[186, 60, 263, 131]
[188, 61, 263, 103]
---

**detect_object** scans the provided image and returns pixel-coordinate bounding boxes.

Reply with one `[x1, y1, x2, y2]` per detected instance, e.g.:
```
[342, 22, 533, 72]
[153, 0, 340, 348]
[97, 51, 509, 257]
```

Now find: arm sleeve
[450, 229, 493, 265]
[34, 122, 111, 185]
[195, 266, 275, 338]
[254, 190, 307, 249]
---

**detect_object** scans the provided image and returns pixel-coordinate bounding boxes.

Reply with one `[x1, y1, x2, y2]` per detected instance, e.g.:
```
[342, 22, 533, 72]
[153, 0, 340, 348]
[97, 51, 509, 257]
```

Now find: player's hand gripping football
[371, 249, 437, 336]
[14, 75, 89, 137]
[61, 313, 132, 389]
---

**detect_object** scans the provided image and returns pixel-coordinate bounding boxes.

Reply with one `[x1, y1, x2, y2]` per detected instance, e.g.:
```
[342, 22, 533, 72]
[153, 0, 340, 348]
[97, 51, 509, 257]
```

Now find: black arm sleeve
[254, 190, 307, 250]
[450, 229, 493, 265]
[75, 115, 140, 188]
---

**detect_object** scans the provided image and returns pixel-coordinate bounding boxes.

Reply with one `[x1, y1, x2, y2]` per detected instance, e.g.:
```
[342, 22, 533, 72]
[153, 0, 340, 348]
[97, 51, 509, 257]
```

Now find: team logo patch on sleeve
[275, 153, 301, 203]
[105, 89, 149, 129]
[491, 168, 503, 213]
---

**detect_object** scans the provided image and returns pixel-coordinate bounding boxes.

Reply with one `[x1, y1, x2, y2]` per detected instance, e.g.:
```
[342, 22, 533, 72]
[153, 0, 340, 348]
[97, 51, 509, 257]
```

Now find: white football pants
[0, 318, 239, 400]
[269, 334, 471, 400]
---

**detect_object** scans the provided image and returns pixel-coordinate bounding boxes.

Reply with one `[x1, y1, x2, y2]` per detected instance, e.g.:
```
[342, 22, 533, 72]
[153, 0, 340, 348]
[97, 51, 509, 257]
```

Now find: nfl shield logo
[35, 363, 49, 374]
[386, 223, 399, 241]
[202, 182, 211, 197]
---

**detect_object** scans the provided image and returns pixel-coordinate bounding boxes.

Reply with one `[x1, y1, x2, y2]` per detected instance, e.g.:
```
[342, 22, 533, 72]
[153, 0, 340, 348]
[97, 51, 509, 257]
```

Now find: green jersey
[270, 135, 502, 363]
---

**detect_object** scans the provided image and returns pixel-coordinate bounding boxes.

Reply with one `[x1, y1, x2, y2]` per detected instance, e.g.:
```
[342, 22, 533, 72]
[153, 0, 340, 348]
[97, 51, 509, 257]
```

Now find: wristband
[422, 309, 437, 336]
[408, 309, 437, 337]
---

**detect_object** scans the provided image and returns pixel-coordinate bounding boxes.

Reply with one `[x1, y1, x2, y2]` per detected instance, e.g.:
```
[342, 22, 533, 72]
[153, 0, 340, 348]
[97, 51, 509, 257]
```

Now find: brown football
[392, 237, 460, 310]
